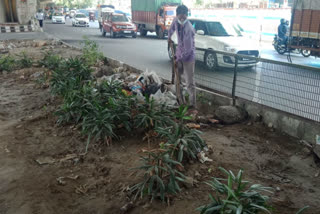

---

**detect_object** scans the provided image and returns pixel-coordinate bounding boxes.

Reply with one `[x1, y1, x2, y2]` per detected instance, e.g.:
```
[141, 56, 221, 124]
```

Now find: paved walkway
[0, 31, 55, 41]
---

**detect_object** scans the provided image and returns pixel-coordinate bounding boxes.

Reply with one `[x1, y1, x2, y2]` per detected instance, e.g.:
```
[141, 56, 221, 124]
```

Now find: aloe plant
[198, 167, 273, 214]
[0, 55, 16, 72]
[134, 96, 174, 131]
[130, 147, 185, 202]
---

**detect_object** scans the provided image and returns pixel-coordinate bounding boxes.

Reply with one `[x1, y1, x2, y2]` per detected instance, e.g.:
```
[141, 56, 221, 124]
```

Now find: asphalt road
[43, 19, 320, 122]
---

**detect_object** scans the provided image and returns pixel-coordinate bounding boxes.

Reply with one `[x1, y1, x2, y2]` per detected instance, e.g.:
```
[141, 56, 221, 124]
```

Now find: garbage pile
[96, 68, 178, 107]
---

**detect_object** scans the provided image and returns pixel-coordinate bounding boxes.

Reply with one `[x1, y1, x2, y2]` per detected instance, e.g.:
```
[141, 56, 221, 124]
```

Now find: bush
[39, 51, 63, 70]
[134, 96, 174, 131]
[130, 147, 185, 202]
[50, 57, 93, 96]
[156, 106, 206, 162]
[81, 37, 104, 66]
[0, 55, 16, 72]
[17, 51, 33, 68]
[198, 167, 273, 214]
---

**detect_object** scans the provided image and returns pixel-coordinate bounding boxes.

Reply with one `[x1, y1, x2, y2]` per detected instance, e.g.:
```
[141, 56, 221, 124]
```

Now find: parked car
[72, 13, 89, 27]
[101, 12, 137, 38]
[169, 18, 260, 70]
[52, 12, 66, 24]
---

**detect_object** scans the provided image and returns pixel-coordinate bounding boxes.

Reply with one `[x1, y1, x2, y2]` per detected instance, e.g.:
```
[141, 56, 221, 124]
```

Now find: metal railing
[193, 48, 320, 122]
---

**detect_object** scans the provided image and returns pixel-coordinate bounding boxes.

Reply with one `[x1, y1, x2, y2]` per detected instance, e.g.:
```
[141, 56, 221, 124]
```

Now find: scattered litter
[197, 151, 213, 163]
[58, 154, 78, 162]
[315, 171, 320, 178]
[276, 187, 281, 191]
[151, 90, 177, 106]
[4, 146, 10, 153]
[67, 175, 80, 180]
[35, 157, 55, 165]
[56, 177, 66, 186]
[30, 71, 44, 78]
[186, 123, 201, 129]
[120, 202, 134, 213]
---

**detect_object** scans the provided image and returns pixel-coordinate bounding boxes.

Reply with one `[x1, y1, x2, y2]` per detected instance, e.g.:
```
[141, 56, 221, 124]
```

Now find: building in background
[0, 0, 53, 33]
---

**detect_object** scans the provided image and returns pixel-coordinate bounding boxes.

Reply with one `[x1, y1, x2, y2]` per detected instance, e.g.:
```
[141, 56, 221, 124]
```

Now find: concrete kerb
[59, 39, 320, 157]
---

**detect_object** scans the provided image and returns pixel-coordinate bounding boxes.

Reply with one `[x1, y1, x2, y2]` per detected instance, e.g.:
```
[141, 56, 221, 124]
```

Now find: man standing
[36, 9, 44, 28]
[168, 5, 196, 109]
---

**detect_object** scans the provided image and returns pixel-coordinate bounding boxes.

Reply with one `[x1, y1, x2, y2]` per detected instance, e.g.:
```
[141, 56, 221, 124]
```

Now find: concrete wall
[0, 1, 6, 23]
[16, 0, 37, 25]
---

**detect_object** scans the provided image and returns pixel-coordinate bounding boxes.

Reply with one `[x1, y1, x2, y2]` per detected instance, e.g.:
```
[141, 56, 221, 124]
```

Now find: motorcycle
[89, 12, 95, 22]
[273, 34, 311, 57]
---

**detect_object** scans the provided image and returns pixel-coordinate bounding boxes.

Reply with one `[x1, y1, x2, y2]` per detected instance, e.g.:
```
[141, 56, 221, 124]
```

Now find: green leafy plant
[296, 206, 310, 214]
[134, 96, 174, 131]
[198, 167, 273, 214]
[154, 105, 206, 162]
[0, 55, 16, 72]
[50, 57, 92, 96]
[130, 147, 185, 202]
[17, 51, 33, 68]
[81, 37, 104, 66]
[39, 51, 63, 70]
[156, 122, 205, 162]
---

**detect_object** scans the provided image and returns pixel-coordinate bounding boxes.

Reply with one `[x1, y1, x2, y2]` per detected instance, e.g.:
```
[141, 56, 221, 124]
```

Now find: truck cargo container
[131, 0, 181, 39]
[290, 0, 320, 57]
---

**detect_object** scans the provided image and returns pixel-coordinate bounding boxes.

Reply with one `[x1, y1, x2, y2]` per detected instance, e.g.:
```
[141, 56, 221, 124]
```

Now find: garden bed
[0, 40, 319, 214]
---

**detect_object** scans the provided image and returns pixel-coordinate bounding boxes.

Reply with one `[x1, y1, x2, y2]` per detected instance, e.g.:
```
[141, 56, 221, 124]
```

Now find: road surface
[43, 19, 320, 122]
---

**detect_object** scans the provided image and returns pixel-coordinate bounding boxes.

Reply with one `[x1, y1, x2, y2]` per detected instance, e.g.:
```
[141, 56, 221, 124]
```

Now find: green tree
[195, 0, 204, 6]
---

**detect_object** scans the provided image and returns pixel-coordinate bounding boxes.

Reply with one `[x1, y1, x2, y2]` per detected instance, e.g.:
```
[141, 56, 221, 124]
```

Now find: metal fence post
[232, 56, 238, 106]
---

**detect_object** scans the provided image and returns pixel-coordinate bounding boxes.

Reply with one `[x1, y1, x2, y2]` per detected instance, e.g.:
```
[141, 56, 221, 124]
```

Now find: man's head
[176, 5, 188, 25]
[280, 18, 285, 24]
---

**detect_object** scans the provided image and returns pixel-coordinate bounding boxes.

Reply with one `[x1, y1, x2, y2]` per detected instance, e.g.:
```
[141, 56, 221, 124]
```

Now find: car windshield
[165, 10, 175, 16]
[112, 15, 128, 22]
[54, 13, 63, 16]
[75, 14, 86, 18]
[206, 21, 242, 37]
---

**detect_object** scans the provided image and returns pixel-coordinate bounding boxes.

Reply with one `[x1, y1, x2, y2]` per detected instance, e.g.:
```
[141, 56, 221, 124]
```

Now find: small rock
[101, 65, 115, 76]
[197, 116, 209, 124]
[31, 71, 44, 78]
[56, 177, 66, 186]
[207, 145, 214, 154]
[142, 203, 151, 209]
[120, 202, 134, 213]
[194, 171, 201, 178]
[315, 171, 320, 178]
[276, 187, 281, 191]
[247, 122, 252, 126]
[184, 176, 194, 188]
[254, 114, 262, 122]
[215, 106, 247, 125]
[35, 157, 55, 165]
[268, 123, 273, 128]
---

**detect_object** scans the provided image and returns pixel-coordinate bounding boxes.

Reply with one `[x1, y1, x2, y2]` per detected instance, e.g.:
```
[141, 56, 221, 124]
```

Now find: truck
[131, 0, 182, 39]
[290, 0, 320, 57]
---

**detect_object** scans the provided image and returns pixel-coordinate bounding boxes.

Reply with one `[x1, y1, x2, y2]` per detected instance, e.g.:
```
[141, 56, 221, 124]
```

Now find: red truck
[290, 0, 320, 57]
[131, 0, 181, 39]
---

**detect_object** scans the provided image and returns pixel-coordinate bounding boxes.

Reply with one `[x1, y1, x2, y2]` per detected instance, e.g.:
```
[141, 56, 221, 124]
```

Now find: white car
[169, 18, 260, 70]
[52, 12, 65, 24]
[72, 13, 89, 27]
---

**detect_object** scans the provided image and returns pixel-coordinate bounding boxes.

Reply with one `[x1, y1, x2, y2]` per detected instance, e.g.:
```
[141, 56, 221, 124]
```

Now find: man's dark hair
[176, 5, 188, 16]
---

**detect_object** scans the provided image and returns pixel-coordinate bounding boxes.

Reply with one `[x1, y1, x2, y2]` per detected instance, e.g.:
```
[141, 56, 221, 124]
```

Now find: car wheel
[204, 51, 217, 71]
[132, 33, 137, 38]
[139, 26, 147, 37]
[156, 27, 165, 39]
[102, 29, 106, 37]
[110, 29, 116, 38]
